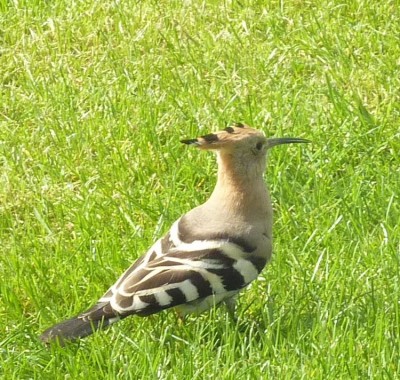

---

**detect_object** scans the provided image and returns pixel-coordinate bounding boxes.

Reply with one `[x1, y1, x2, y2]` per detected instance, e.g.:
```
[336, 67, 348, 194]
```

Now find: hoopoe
[40, 123, 309, 344]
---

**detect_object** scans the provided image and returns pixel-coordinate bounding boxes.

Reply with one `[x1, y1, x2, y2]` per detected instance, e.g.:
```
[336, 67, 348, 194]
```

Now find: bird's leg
[175, 311, 186, 325]
[224, 296, 238, 322]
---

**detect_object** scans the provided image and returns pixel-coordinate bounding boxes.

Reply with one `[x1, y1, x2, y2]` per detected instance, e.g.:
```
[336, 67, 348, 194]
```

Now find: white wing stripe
[178, 279, 199, 302]
[233, 259, 259, 284]
[154, 291, 173, 306]
[170, 220, 246, 257]
[199, 270, 226, 293]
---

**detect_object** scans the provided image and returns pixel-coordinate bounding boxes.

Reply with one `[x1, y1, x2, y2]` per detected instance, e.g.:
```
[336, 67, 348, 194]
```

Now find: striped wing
[82, 219, 266, 320]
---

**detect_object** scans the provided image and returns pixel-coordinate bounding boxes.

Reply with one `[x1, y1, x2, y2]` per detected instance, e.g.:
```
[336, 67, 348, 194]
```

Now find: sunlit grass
[1, 0, 399, 378]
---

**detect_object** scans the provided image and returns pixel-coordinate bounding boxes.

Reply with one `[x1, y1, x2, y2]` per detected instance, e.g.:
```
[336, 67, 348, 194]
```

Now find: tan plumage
[39, 123, 309, 345]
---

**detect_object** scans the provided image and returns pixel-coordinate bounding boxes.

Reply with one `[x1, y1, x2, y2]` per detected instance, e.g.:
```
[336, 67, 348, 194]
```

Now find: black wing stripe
[166, 287, 187, 305]
[138, 294, 157, 305]
[248, 256, 267, 273]
[207, 267, 245, 291]
[186, 271, 214, 298]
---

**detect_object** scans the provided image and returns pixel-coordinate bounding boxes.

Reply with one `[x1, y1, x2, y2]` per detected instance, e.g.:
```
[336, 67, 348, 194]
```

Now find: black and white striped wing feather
[81, 219, 266, 321]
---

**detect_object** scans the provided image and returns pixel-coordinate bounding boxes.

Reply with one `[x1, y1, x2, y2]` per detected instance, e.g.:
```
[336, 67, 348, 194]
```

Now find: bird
[39, 123, 310, 344]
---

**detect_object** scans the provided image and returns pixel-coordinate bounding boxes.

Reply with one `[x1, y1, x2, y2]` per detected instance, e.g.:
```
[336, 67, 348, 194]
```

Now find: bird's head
[181, 123, 310, 175]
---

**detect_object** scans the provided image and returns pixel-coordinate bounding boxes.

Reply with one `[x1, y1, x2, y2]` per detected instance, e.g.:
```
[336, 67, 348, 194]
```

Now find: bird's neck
[181, 152, 273, 240]
[207, 153, 270, 217]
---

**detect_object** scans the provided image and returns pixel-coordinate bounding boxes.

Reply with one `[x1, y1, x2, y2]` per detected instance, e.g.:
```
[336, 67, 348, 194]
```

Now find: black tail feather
[39, 316, 112, 345]
[39, 302, 120, 345]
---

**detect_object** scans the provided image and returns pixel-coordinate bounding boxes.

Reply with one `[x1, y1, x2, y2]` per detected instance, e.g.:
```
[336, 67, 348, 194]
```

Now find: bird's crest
[181, 123, 265, 149]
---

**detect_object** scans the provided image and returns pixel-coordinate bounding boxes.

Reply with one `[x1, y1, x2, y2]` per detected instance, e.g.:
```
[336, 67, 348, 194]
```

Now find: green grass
[1, 0, 399, 378]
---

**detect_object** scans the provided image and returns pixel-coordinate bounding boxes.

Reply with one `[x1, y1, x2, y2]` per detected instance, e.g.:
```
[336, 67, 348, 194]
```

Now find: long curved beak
[267, 137, 311, 148]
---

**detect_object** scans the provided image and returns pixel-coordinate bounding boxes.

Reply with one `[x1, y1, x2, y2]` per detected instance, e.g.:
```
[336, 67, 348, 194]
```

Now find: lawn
[1, 0, 399, 378]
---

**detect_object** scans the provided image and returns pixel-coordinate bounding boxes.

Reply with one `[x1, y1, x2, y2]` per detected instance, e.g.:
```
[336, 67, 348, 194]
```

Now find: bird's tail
[39, 301, 120, 345]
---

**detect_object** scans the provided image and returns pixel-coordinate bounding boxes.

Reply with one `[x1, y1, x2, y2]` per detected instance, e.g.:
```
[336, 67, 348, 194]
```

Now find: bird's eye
[255, 142, 263, 150]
